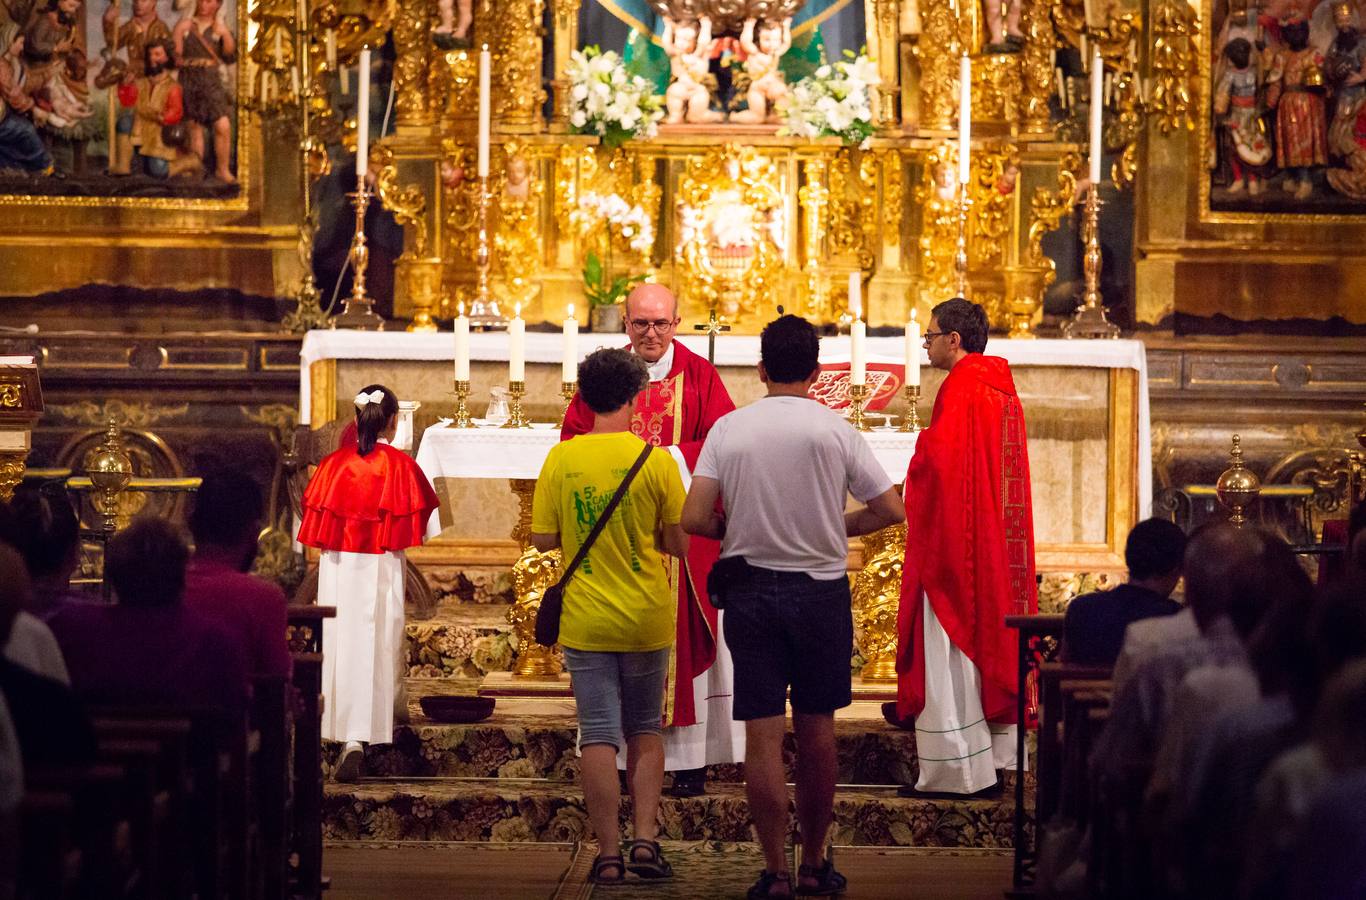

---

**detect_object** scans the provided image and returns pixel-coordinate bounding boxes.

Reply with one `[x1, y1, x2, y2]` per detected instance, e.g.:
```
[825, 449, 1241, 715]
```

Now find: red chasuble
[895, 354, 1037, 724]
[561, 341, 736, 727]
[298, 442, 440, 555]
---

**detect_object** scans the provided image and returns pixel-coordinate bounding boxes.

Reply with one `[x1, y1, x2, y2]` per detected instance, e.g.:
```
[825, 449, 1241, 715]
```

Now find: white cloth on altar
[319, 549, 407, 745]
[914, 594, 1018, 794]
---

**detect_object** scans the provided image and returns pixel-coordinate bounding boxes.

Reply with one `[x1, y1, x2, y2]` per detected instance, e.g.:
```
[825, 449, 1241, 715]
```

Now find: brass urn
[89, 419, 133, 536]
[1215, 433, 1261, 528]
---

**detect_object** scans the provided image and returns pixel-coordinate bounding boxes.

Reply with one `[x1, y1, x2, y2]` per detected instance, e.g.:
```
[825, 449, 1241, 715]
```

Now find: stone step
[328, 695, 921, 786]
[321, 778, 1018, 848]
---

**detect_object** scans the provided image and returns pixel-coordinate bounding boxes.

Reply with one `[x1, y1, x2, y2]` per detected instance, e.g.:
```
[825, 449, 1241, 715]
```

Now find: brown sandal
[591, 854, 625, 885]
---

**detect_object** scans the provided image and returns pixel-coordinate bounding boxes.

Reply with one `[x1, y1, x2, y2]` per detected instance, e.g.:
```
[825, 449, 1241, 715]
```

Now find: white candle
[326, 30, 337, 69]
[1089, 47, 1103, 184]
[905, 309, 921, 388]
[340, 64, 349, 95]
[508, 304, 525, 382]
[850, 321, 867, 387]
[958, 54, 972, 188]
[1056, 68, 1068, 110]
[453, 303, 470, 382]
[356, 46, 371, 188]
[477, 45, 491, 179]
[848, 272, 861, 318]
[273, 28, 283, 67]
[562, 304, 579, 383]
[290, 65, 300, 98]
[260, 70, 271, 104]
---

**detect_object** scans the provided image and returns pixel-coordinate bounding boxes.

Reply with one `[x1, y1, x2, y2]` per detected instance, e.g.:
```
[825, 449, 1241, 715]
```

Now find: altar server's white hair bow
[354, 390, 386, 408]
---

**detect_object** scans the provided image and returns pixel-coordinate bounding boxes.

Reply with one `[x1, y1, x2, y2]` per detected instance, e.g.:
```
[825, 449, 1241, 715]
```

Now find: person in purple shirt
[48, 516, 249, 719]
[1063, 518, 1187, 668]
[183, 470, 291, 680]
[7, 481, 87, 620]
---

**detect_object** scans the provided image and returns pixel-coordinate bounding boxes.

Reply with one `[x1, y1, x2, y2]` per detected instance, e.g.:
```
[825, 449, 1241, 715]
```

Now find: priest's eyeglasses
[922, 330, 951, 344]
[628, 318, 679, 334]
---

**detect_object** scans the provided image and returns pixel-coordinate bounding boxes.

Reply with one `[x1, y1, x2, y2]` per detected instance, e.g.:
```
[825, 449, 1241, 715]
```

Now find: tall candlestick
[562, 304, 579, 383]
[356, 46, 371, 188]
[478, 45, 491, 179]
[1089, 46, 1103, 184]
[508, 304, 525, 382]
[905, 309, 921, 388]
[958, 54, 972, 187]
[850, 320, 867, 387]
[453, 303, 470, 381]
[848, 272, 861, 318]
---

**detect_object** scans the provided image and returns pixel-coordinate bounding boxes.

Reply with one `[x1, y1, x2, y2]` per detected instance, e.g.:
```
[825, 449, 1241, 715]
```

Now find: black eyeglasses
[922, 330, 952, 343]
[628, 318, 678, 334]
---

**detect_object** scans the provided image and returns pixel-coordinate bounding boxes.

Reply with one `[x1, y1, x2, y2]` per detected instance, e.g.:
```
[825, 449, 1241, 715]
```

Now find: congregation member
[1063, 518, 1185, 668]
[561, 282, 741, 798]
[297, 383, 439, 783]
[532, 348, 689, 885]
[6, 481, 84, 620]
[681, 314, 904, 899]
[887, 297, 1036, 798]
[184, 469, 291, 679]
[0, 492, 69, 686]
[49, 516, 249, 720]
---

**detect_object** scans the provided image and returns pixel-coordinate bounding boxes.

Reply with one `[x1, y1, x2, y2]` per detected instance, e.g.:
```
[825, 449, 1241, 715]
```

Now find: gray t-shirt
[693, 395, 894, 579]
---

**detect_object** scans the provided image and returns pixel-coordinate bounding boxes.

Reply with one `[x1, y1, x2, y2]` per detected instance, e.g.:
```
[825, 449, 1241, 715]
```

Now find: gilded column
[393, 0, 434, 129]
[866, 0, 903, 127]
[914, 0, 963, 130]
[550, 0, 582, 130]
[494, 0, 547, 133]
[1019, 0, 1055, 134]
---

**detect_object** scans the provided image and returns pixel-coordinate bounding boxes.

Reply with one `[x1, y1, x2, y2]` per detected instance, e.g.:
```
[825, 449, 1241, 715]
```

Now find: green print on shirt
[570, 475, 643, 575]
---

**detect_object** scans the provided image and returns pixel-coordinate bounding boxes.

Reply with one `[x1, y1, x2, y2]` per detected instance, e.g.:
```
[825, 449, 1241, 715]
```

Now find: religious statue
[495, 146, 543, 307]
[433, 0, 473, 49]
[1213, 38, 1273, 195]
[1266, 17, 1327, 199]
[103, 0, 172, 175]
[730, 17, 792, 124]
[173, 0, 238, 183]
[1326, 0, 1366, 197]
[663, 15, 722, 124]
[984, 0, 1024, 52]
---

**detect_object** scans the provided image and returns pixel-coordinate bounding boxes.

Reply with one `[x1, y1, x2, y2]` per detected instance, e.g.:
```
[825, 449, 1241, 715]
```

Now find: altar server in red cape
[561, 283, 740, 795]
[893, 298, 1037, 797]
[298, 383, 440, 782]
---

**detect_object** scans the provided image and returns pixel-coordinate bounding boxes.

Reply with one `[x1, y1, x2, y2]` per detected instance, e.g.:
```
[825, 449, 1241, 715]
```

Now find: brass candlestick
[450, 379, 475, 428]
[899, 384, 922, 433]
[558, 381, 576, 428]
[848, 383, 872, 432]
[1063, 185, 1120, 339]
[88, 419, 132, 601]
[502, 380, 531, 429]
[953, 190, 972, 298]
[333, 184, 386, 330]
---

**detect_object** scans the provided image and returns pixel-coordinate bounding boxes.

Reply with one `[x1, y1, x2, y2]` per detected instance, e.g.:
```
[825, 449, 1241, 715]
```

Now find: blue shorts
[722, 567, 853, 720]
[563, 646, 671, 751]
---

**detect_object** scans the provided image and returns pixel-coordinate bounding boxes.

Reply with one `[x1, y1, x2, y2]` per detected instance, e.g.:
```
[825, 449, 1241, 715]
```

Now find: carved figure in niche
[1213, 38, 1273, 194]
[173, 0, 237, 183]
[103, 0, 172, 173]
[931, 156, 956, 202]
[731, 16, 791, 124]
[118, 38, 197, 178]
[1267, 17, 1327, 198]
[503, 151, 531, 200]
[0, 24, 55, 174]
[663, 15, 722, 124]
[983, 0, 1024, 52]
[433, 0, 472, 49]
[1326, 0, 1366, 196]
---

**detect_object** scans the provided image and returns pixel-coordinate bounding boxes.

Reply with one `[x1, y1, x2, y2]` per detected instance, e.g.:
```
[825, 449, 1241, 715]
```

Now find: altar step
[321, 778, 1018, 849]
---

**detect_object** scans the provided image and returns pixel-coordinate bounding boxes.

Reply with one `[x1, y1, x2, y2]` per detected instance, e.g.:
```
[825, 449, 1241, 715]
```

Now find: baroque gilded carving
[494, 142, 546, 308]
[0, 453, 23, 504]
[915, 0, 965, 129]
[915, 142, 959, 306]
[1149, 0, 1198, 135]
[392, 0, 434, 127]
[828, 148, 877, 271]
[1019, 0, 1056, 133]
[492, 0, 546, 131]
[798, 156, 832, 320]
[375, 146, 430, 256]
[852, 522, 907, 682]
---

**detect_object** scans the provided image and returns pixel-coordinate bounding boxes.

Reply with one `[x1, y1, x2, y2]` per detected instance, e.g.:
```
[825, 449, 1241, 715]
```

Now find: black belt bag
[707, 555, 756, 610]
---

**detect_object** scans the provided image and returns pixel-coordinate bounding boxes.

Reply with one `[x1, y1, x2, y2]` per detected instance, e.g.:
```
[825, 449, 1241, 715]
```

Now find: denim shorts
[563, 646, 671, 751]
[722, 567, 853, 720]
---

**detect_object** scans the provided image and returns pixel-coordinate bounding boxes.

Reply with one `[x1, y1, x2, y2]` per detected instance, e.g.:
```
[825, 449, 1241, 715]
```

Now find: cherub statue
[503, 152, 531, 201]
[984, 0, 1024, 52]
[731, 17, 792, 124]
[433, 0, 472, 49]
[663, 15, 722, 124]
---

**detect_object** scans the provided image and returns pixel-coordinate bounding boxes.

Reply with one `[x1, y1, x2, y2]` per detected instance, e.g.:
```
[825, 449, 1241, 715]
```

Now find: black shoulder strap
[556, 440, 654, 586]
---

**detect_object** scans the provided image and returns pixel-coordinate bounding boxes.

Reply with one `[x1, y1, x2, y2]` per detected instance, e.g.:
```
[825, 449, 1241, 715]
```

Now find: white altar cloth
[304, 331, 1151, 515]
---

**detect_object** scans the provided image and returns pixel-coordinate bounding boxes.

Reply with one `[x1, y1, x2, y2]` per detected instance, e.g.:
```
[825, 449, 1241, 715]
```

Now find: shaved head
[622, 283, 680, 364]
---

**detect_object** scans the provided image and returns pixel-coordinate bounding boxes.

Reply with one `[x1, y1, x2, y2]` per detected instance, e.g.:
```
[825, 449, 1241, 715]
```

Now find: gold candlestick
[558, 381, 576, 428]
[333, 184, 386, 330]
[1063, 185, 1120, 339]
[468, 176, 505, 327]
[450, 379, 474, 428]
[899, 384, 922, 433]
[848, 383, 872, 432]
[502, 380, 531, 429]
[953, 190, 972, 298]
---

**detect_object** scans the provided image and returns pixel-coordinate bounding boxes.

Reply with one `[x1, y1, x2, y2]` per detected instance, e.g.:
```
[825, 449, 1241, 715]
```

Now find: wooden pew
[286, 605, 334, 900]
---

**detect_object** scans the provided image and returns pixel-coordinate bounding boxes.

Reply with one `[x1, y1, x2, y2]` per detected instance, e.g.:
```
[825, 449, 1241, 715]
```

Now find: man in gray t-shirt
[681, 315, 904, 899]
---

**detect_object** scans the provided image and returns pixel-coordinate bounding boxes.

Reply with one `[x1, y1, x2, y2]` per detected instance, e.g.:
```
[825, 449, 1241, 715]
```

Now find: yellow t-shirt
[531, 432, 685, 653]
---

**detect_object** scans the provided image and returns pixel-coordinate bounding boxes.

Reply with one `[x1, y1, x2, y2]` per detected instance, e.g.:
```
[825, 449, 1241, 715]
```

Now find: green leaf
[583, 250, 603, 288]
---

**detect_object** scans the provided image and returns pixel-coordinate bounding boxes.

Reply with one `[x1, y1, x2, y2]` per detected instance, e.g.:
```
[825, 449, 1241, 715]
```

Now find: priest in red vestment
[561, 284, 741, 796]
[891, 298, 1037, 797]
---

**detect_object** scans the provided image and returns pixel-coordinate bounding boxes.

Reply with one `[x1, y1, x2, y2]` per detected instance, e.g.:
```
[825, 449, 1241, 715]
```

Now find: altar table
[301, 331, 1152, 571]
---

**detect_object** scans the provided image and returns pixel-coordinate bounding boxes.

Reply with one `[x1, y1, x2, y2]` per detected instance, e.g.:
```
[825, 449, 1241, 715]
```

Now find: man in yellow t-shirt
[530, 348, 688, 885]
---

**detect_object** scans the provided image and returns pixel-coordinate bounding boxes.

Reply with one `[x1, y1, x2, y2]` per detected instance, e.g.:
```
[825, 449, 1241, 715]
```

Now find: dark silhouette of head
[760, 314, 821, 384]
[105, 517, 191, 608]
[578, 348, 649, 414]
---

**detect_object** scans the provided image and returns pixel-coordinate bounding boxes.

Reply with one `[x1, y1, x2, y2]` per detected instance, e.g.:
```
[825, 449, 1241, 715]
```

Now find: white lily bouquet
[567, 46, 664, 148]
[779, 50, 880, 147]
[571, 191, 655, 307]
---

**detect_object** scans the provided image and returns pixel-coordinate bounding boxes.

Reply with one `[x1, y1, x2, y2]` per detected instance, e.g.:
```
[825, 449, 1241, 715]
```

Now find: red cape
[895, 354, 1037, 723]
[561, 341, 735, 727]
[298, 442, 440, 554]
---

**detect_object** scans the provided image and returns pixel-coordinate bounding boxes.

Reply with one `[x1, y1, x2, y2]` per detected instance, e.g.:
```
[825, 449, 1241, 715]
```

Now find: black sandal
[747, 870, 793, 898]
[625, 839, 674, 879]
[590, 854, 625, 885]
[795, 858, 847, 896]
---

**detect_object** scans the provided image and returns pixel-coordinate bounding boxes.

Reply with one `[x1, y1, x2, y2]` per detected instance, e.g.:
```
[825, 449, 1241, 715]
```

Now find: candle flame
[911, 307, 918, 322]
[568, 303, 575, 319]
[514, 303, 522, 318]
[458, 302, 465, 317]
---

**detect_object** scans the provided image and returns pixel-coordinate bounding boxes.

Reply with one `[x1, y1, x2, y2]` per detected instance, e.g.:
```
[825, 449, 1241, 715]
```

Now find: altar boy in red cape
[561, 283, 741, 796]
[891, 298, 1036, 797]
